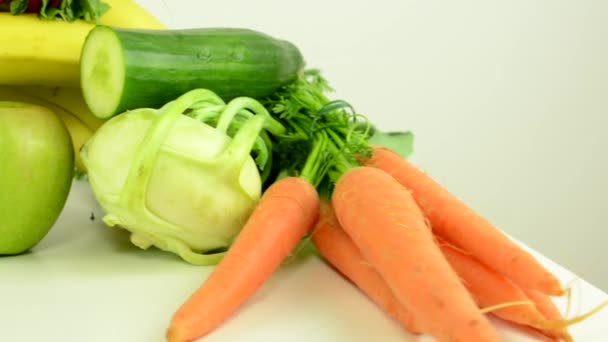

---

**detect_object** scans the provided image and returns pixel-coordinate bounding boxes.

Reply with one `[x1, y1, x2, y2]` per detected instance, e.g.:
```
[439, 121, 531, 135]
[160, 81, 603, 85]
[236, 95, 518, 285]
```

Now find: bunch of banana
[0, 0, 166, 175]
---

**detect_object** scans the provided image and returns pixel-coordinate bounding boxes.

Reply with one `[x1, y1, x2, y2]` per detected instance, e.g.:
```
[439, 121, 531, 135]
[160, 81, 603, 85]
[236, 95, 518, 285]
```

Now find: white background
[141, 0, 608, 291]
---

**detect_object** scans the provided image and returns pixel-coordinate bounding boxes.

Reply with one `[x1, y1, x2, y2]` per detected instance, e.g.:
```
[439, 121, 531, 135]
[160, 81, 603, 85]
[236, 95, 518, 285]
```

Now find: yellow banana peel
[101, 0, 166, 29]
[0, 0, 165, 87]
[0, 14, 93, 87]
[16, 85, 105, 131]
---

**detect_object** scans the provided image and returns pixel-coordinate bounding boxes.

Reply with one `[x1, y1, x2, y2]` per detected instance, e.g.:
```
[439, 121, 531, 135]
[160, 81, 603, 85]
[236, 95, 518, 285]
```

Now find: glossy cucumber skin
[113, 27, 304, 112]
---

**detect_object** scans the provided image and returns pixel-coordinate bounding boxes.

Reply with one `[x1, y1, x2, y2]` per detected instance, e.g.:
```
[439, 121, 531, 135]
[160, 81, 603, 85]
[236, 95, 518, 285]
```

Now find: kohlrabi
[81, 89, 285, 265]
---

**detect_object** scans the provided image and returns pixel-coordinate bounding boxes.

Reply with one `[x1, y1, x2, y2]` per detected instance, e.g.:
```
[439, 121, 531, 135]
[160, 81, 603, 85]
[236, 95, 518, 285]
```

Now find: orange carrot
[166, 177, 319, 342]
[332, 166, 500, 342]
[523, 288, 564, 322]
[438, 241, 564, 337]
[523, 288, 572, 341]
[363, 145, 563, 296]
[310, 201, 422, 334]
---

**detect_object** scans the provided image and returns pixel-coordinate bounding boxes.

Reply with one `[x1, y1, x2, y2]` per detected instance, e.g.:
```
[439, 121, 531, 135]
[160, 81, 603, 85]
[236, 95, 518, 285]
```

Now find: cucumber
[80, 26, 305, 119]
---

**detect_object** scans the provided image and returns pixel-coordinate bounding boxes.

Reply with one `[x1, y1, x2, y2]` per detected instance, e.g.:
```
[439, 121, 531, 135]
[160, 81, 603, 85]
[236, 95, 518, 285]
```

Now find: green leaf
[76, 0, 111, 23]
[21, 0, 110, 22]
[368, 130, 414, 159]
[9, 0, 29, 15]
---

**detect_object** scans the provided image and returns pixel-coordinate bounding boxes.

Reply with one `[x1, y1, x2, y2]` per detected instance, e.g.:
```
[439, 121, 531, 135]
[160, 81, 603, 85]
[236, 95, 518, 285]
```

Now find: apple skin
[0, 101, 74, 255]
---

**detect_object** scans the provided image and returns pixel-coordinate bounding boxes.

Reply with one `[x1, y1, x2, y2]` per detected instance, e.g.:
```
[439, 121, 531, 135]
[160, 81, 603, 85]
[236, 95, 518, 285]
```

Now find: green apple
[0, 101, 74, 255]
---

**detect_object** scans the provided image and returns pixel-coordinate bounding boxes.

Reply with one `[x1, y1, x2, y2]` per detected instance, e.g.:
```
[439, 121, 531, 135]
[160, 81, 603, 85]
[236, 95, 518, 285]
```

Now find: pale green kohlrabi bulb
[80, 89, 267, 265]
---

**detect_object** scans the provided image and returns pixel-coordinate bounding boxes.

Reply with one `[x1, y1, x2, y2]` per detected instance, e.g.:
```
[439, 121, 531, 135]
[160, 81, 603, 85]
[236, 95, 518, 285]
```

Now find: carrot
[363, 145, 563, 296]
[332, 166, 500, 342]
[523, 288, 564, 322]
[438, 240, 568, 339]
[523, 288, 572, 341]
[166, 177, 319, 342]
[310, 201, 422, 334]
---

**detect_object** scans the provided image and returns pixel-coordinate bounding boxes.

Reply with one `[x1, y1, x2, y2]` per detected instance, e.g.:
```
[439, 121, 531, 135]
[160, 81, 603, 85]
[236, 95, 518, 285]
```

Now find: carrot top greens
[259, 69, 413, 196]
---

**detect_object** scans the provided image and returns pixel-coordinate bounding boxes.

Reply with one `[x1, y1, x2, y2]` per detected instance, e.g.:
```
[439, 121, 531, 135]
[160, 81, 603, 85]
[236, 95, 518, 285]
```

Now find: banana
[0, 14, 92, 87]
[15, 85, 105, 131]
[0, 0, 165, 86]
[0, 86, 93, 174]
[100, 0, 166, 29]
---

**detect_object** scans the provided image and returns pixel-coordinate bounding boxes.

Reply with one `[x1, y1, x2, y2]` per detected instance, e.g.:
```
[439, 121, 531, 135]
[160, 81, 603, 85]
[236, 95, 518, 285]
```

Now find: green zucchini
[80, 26, 305, 119]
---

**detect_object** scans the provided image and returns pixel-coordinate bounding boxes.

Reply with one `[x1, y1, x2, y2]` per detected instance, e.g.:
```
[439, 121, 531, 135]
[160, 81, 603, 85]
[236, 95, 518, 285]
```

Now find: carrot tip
[166, 325, 187, 342]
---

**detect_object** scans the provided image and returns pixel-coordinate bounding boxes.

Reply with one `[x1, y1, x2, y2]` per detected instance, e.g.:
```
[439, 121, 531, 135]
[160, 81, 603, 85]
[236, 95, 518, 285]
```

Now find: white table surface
[1, 180, 607, 342]
[2, 1, 608, 341]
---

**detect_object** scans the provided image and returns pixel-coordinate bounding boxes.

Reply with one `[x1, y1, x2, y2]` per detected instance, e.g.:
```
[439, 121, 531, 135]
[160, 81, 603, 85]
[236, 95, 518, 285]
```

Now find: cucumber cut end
[80, 26, 125, 120]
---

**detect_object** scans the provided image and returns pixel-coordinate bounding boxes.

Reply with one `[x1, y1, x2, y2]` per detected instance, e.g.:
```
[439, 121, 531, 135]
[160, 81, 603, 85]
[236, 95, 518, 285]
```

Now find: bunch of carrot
[164, 141, 584, 342]
[352, 146, 571, 339]
[313, 153, 571, 341]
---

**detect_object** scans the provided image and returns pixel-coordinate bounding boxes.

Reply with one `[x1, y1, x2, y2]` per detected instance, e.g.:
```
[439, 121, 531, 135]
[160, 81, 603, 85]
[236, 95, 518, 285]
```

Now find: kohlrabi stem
[189, 104, 224, 123]
[257, 132, 273, 183]
[215, 110, 273, 178]
[217, 97, 286, 136]
[219, 114, 266, 176]
[188, 97, 276, 181]
[120, 89, 224, 209]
